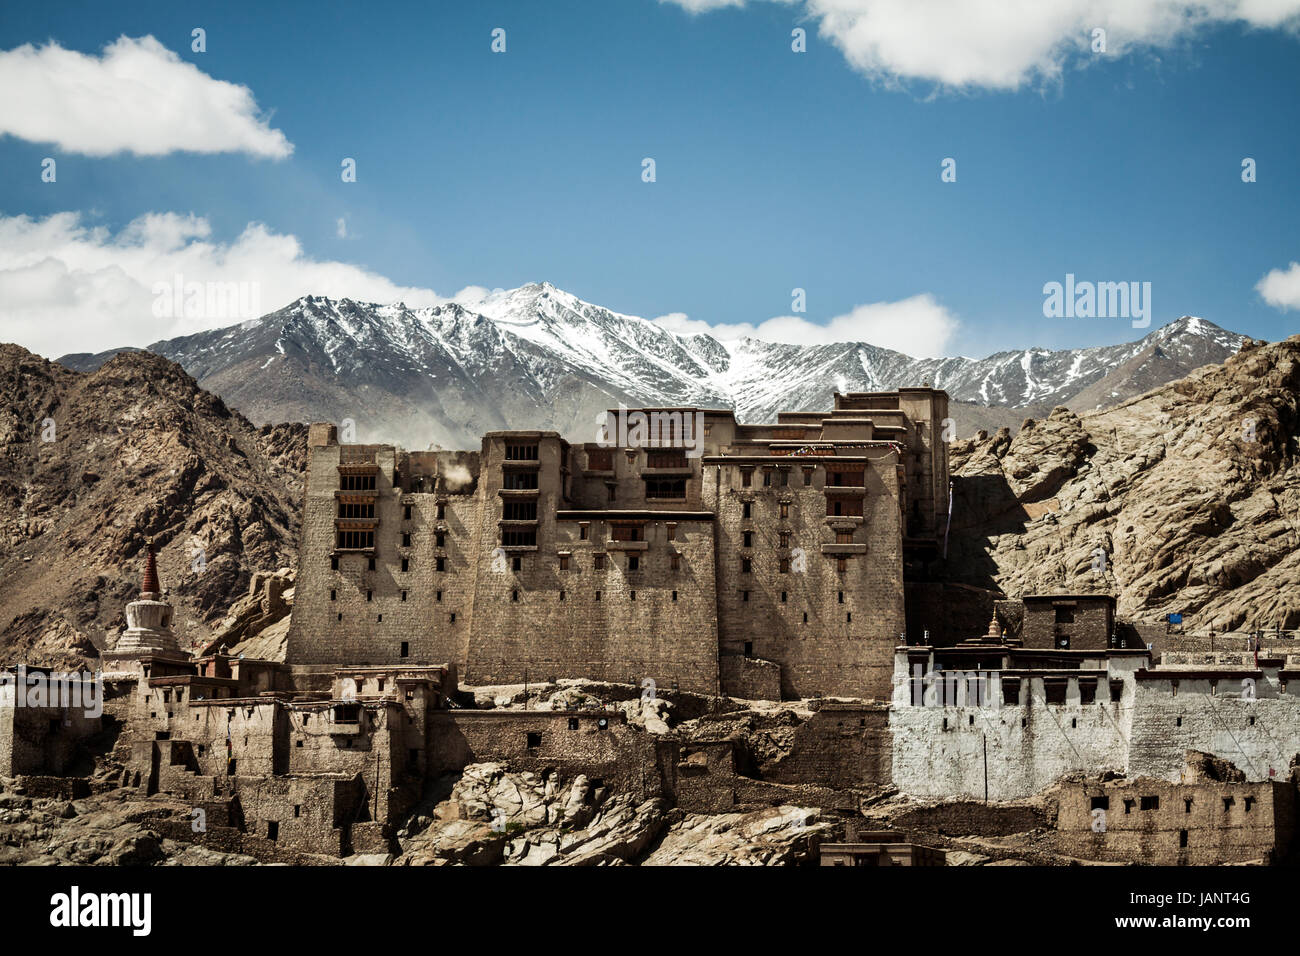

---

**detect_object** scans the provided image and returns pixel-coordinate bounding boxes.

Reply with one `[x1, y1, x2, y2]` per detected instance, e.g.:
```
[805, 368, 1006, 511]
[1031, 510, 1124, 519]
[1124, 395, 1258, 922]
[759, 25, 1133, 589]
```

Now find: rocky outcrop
[947, 336, 1300, 632]
[391, 763, 827, 866]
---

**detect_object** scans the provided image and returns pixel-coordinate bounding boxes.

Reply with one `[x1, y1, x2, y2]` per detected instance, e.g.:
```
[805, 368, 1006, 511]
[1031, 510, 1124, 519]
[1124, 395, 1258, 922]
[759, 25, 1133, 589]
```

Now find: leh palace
[7, 388, 1300, 865]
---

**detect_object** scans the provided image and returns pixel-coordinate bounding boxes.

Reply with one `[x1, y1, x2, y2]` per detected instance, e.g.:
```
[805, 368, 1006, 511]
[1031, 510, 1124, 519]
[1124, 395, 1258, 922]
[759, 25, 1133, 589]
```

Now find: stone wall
[1055, 778, 1295, 864]
[427, 710, 665, 802]
[1127, 671, 1300, 782]
[889, 659, 1135, 801]
[706, 454, 905, 700]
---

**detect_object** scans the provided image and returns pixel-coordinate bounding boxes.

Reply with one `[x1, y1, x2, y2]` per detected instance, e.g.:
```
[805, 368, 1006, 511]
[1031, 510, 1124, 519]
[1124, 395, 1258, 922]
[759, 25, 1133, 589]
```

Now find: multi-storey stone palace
[285, 388, 951, 700]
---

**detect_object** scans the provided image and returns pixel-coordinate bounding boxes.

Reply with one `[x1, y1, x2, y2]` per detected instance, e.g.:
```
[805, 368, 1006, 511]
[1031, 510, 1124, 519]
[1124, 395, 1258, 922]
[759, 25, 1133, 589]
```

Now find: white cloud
[653, 293, 959, 357]
[0, 36, 292, 157]
[1257, 261, 1300, 310]
[0, 211, 441, 357]
[660, 0, 1300, 89]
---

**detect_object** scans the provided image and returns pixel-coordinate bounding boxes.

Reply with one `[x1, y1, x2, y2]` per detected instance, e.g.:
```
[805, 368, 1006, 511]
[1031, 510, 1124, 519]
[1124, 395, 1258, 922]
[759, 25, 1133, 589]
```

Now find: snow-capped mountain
[58, 283, 1244, 449]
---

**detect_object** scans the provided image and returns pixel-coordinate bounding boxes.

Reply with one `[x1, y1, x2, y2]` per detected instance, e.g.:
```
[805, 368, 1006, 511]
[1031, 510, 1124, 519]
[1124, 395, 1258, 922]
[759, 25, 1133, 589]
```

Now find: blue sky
[1, 0, 1298, 359]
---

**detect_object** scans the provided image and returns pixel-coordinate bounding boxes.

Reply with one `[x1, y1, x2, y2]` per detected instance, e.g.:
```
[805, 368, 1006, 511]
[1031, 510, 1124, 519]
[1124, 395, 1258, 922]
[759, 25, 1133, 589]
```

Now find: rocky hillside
[0, 345, 306, 667]
[947, 335, 1300, 632]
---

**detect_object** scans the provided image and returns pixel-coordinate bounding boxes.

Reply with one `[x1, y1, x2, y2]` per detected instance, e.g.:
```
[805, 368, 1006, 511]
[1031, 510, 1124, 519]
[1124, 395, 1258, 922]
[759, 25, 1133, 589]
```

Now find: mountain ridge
[55, 283, 1244, 449]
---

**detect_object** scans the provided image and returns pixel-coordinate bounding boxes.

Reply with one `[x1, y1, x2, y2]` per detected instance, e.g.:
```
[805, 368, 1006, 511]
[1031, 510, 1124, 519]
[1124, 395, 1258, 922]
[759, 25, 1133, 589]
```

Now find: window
[449, 612, 456, 622]
[436, 531, 445, 547]
[836, 531, 853, 544]
[337, 529, 375, 550]
[401, 590, 408, 602]
[607, 484, 616, 502]
[741, 558, 752, 573]
[505, 443, 539, 461]
[1090, 796, 1109, 811]
[666, 523, 677, 541]
[1055, 606, 1075, 624]
[611, 525, 642, 541]
[437, 504, 446, 519]
[1245, 796, 1256, 812]
[802, 467, 814, 486]
[1179, 829, 1188, 848]
[644, 477, 686, 498]
[401, 557, 409, 572]
[436, 556, 446, 572]
[401, 533, 411, 547]
[742, 590, 750, 602]
[337, 500, 376, 519]
[504, 501, 537, 520]
[595, 590, 601, 601]
[671, 590, 678, 602]
[341, 474, 377, 492]
[647, 450, 687, 468]
[501, 529, 537, 547]
[838, 591, 844, 604]
[837, 557, 848, 573]
[267, 821, 279, 841]
[594, 554, 606, 570]
[579, 524, 589, 540]
[559, 555, 570, 571]
[779, 558, 790, 573]
[763, 469, 772, 487]
[1140, 796, 1159, 811]
[331, 556, 339, 571]
[503, 471, 539, 490]
[630, 591, 636, 601]
[400, 641, 409, 658]
[741, 469, 752, 488]
[1184, 798, 1193, 813]
[512, 556, 521, 572]
[742, 502, 752, 519]
[368, 557, 376, 571]
[847, 611, 852, 623]
[744, 641, 753, 655]
[780, 591, 787, 603]
[403, 504, 412, 520]
[568, 717, 580, 730]
[742, 531, 753, 548]
[330, 589, 336, 601]
[587, 449, 612, 471]
[670, 554, 680, 571]
[512, 589, 519, 602]
[366, 589, 373, 602]
[559, 590, 566, 602]
[779, 531, 790, 548]
[526, 732, 542, 748]
[779, 502, 789, 519]
[628, 556, 639, 572]
[436, 590, 443, 602]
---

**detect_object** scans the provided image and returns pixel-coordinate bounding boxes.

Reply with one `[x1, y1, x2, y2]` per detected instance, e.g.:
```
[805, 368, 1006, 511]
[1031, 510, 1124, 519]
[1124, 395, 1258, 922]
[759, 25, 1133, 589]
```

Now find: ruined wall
[0, 703, 101, 775]
[1055, 779, 1295, 864]
[761, 701, 891, 790]
[428, 711, 665, 802]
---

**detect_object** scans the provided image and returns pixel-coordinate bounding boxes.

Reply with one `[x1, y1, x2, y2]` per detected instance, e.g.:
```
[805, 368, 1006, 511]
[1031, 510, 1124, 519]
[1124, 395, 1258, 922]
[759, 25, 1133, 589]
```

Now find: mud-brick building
[285, 388, 951, 701]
